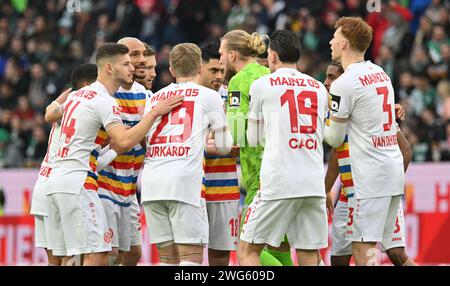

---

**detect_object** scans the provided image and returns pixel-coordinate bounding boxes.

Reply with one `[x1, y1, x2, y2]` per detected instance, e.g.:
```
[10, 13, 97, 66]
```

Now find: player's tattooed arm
[44, 88, 72, 123]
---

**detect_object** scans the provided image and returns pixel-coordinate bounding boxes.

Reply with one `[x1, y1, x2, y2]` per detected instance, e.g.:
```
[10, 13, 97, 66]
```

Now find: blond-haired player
[195, 42, 240, 266]
[141, 43, 233, 266]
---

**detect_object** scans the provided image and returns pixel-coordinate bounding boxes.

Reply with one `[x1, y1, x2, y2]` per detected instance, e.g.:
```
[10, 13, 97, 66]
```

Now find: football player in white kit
[323, 61, 416, 266]
[44, 43, 183, 266]
[238, 30, 329, 266]
[140, 43, 233, 266]
[195, 42, 241, 266]
[324, 17, 406, 266]
[31, 63, 98, 266]
[96, 37, 150, 266]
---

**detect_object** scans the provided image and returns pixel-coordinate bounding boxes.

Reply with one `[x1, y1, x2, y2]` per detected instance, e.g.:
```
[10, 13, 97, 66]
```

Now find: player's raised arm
[44, 88, 72, 123]
[107, 95, 183, 150]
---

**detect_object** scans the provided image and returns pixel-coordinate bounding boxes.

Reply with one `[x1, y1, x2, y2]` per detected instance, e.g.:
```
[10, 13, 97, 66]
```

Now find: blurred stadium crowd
[0, 0, 449, 168]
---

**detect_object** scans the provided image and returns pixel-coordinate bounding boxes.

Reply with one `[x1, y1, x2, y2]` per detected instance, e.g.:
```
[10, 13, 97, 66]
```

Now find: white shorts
[34, 215, 49, 249]
[30, 175, 49, 216]
[346, 195, 402, 244]
[46, 189, 112, 256]
[240, 191, 328, 250]
[129, 194, 142, 246]
[142, 199, 209, 245]
[206, 201, 239, 251]
[100, 196, 131, 251]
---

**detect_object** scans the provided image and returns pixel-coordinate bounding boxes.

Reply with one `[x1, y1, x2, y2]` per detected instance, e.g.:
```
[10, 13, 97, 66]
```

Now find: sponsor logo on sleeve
[112, 106, 121, 115]
[330, 93, 341, 113]
[229, 91, 240, 108]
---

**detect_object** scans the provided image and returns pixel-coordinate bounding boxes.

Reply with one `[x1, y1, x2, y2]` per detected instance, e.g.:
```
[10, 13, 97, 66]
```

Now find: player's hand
[205, 138, 219, 155]
[152, 95, 184, 116]
[229, 146, 240, 157]
[395, 104, 406, 121]
[59, 87, 72, 102]
[326, 192, 334, 217]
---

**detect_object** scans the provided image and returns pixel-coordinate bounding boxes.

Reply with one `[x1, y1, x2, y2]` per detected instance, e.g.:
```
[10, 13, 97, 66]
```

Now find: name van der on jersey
[371, 134, 398, 148]
[151, 88, 199, 104]
[270, 77, 320, 89]
[359, 72, 390, 87]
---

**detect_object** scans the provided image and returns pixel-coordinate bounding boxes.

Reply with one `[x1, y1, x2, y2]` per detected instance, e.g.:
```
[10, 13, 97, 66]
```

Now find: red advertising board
[0, 163, 449, 265]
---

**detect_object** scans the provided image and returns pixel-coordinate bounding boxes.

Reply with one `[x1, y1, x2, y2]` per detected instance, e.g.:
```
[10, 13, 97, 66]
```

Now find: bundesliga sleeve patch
[330, 93, 341, 113]
[112, 106, 121, 115]
[229, 91, 240, 108]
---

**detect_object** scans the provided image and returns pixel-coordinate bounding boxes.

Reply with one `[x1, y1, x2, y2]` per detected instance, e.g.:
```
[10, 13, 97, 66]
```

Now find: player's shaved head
[117, 37, 145, 50]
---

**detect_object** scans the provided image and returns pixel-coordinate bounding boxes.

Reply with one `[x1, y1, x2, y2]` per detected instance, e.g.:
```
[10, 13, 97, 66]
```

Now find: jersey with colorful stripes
[96, 82, 148, 205]
[325, 110, 353, 203]
[336, 135, 354, 203]
[204, 154, 240, 202]
[203, 85, 239, 202]
[83, 128, 107, 191]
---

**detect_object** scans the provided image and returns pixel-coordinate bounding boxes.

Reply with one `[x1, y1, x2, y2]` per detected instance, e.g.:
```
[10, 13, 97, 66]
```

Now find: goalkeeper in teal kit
[219, 30, 293, 266]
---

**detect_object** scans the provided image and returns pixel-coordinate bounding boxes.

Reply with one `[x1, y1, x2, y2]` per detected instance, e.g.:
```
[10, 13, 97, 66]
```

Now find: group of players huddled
[30, 16, 416, 266]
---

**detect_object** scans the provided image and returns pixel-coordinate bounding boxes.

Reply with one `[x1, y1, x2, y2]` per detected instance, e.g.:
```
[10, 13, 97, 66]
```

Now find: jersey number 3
[377, 86, 393, 132]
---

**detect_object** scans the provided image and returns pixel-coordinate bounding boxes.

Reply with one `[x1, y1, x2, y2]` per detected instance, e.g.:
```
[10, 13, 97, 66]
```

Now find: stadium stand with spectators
[0, 0, 449, 169]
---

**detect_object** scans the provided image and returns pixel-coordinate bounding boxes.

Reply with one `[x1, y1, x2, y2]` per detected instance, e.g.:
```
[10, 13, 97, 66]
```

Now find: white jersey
[39, 122, 61, 176]
[329, 61, 404, 199]
[30, 122, 62, 216]
[248, 67, 328, 200]
[47, 81, 122, 195]
[140, 81, 227, 207]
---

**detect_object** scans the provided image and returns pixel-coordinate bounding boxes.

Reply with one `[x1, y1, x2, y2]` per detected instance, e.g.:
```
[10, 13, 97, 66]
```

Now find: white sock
[179, 261, 202, 266]
[159, 263, 178, 266]
[318, 259, 325, 266]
